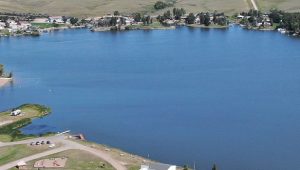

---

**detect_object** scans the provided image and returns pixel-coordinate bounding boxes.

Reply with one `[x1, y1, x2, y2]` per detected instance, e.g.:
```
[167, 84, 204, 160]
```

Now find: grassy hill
[0, 0, 299, 17]
[257, 0, 300, 12]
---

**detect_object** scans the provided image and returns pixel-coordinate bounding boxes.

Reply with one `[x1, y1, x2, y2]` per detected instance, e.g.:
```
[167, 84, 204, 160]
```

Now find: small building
[49, 16, 64, 23]
[16, 160, 27, 169]
[140, 163, 176, 170]
[11, 109, 22, 116]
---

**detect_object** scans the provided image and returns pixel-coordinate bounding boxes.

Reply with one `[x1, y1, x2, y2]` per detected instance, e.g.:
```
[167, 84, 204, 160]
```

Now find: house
[140, 163, 176, 170]
[49, 16, 64, 23]
[16, 160, 27, 169]
[11, 109, 22, 116]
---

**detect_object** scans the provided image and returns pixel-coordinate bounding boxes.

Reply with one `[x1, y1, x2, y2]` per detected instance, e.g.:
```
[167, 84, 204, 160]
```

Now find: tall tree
[133, 13, 142, 22]
[114, 11, 120, 16]
[212, 164, 218, 170]
[186, 13, 195, 24]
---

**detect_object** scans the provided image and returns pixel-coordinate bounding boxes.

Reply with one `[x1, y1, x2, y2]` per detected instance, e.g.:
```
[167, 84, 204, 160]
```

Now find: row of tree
[238, 9, 300, 33]
[269, 9, 300, 33]
[157, 9, 228, 26]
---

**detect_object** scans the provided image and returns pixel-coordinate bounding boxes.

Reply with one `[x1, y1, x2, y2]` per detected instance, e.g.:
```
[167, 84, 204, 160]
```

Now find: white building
[49, 16, 64, 23]
[140, 163, 176, 170]
[11, 109, 22, 116]
[0, 22, 5, 30]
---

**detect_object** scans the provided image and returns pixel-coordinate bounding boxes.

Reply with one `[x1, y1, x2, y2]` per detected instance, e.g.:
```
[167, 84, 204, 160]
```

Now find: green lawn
[0, 144, 48, 166]
[31, 23, 67, 29]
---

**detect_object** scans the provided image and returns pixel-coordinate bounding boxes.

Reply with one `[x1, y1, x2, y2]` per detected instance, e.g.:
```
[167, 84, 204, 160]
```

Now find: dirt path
[250, 0, 258, 10]
[0, 120, 13, 127]
[0, 135, 127, 170]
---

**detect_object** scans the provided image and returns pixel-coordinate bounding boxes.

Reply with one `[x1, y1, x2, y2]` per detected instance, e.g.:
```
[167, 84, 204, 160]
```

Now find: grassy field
[8, 149, 115, 170]
[74, 140, 154, 170]
[257, 0, 300, 11]
[0, 104, 50, 124]
[0, 0, 298, 18]
[0, 144, 48, 166]
[31, 23, 68, 29]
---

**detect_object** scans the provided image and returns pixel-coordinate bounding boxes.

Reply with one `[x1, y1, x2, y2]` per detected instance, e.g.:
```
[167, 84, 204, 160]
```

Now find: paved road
[0, 135, 127, 170]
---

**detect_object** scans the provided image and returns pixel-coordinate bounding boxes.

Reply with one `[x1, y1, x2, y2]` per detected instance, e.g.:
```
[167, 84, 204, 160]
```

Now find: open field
[0, 144, 48, 166]
[74, 139, 152, 170]
[8, 149, 116, 170]
[0, 0, 298, 17]
[257, 0, 300, 11]
[0, 104, 50, 125]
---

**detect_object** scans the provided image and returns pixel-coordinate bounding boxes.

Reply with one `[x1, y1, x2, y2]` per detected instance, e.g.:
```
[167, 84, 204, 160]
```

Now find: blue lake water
[1, 26, 300, 170]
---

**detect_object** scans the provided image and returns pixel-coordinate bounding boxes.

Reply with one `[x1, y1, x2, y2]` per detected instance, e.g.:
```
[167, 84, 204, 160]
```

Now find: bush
[154, 1, 168, 10]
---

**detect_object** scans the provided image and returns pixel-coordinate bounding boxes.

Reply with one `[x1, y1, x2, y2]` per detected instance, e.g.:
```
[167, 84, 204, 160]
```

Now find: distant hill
[0, 0, 299, 17]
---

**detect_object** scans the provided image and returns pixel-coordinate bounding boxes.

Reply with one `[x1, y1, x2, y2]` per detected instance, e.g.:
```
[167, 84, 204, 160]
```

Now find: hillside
[0, 0, 299, 17]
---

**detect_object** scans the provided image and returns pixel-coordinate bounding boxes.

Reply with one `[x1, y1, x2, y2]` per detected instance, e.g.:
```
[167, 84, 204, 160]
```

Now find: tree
[212, 164, 218, 170]
[173, 8, 186, 20]
[133, 13, 142, 22]
[163, 10, 172, 20]
[183, 165, 189, 170]
[144, 15, 151, 25]
[62, 16, 68, 23]
[204, 12, 211, 26]
[110, 17, 117, 26]
[185, 13, 195, 24]
[70, 17, 79, 25]
[8, 72, 13, 78]
[0, 64, 3, 76]
[114, 11, 120, 16]
[154, 1, 167, 10]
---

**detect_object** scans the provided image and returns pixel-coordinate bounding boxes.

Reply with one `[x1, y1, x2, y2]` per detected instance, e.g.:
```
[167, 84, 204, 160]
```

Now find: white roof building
[49, 16, 64, 23]
[11, 109, 22, 116]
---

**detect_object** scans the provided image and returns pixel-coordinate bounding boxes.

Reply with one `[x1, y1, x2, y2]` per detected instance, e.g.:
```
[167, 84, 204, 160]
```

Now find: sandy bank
[0, 77, 12, 88]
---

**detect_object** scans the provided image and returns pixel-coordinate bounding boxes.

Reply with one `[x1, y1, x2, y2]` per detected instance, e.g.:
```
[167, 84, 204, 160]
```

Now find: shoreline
[0, 104, 170, 170]
[0, 77, 12, 88]
[187, 24, 229, 29]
